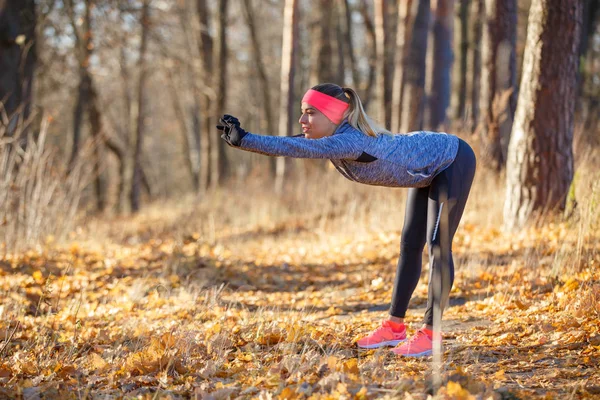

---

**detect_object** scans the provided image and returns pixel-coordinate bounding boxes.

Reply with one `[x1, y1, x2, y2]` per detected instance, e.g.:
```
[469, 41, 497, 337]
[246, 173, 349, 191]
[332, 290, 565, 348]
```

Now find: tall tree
[374, 0, 390, 128]
[391, 0, 413, 133]
[341, 0, 359, 88]
[451, 0, 469, 123]
[211, 0, 229, 188]
[130, 0, 151, 213]
[66, 0, 108, 212]
[467, 0, 483, 133]
[504, 0, 582, 231]
[242, 0, 277, 176]
[479, 0, 517, 171]
[274, 0, 299, 194]
[358, 0, 377, 109]
[310, 0, 334, 85]
[0, 0, 36, 135]
[197, 0, 213, 193]
[429, 0, 455, 130]
[400, 0, 430, 132]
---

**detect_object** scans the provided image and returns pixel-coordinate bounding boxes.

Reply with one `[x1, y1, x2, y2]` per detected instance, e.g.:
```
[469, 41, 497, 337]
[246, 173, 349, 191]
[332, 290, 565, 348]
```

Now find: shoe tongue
[420, 328, 434, 339]
[382, 320, 404, 331]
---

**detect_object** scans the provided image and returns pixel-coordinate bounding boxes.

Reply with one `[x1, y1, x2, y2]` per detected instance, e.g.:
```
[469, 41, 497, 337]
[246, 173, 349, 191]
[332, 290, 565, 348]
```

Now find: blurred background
[0, 0, 598, 251]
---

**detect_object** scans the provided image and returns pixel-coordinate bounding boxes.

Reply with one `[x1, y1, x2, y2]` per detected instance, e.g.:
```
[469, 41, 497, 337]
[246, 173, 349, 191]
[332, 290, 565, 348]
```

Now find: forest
[0, 0, 599, 399]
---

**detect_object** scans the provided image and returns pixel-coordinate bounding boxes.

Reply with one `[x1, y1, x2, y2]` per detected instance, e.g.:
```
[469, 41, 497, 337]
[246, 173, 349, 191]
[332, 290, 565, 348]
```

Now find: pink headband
[301, 89, 349, 124]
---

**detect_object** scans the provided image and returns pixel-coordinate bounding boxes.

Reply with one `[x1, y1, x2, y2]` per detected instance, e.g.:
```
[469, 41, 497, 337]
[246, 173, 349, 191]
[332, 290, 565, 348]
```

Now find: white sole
[357, 339, 406, 349]
[393, 349, 433, 357]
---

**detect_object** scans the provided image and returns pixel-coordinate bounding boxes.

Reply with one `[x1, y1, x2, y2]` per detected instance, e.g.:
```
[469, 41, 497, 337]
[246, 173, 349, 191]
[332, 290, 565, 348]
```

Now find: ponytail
[342, 87, 390, 137]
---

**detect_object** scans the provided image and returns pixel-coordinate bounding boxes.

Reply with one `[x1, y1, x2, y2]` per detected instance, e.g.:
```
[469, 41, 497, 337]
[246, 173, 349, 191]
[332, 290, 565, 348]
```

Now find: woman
[217, 83, 476, 357]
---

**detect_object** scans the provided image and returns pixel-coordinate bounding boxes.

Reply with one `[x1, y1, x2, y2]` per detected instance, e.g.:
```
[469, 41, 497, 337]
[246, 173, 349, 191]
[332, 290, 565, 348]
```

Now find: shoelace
[406, 330, 429, 344]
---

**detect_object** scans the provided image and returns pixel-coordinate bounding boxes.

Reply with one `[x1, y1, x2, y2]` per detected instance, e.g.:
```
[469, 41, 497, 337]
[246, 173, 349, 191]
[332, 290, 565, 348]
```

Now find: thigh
[427, 154, 474, 246]
[401, 186, 429, 249]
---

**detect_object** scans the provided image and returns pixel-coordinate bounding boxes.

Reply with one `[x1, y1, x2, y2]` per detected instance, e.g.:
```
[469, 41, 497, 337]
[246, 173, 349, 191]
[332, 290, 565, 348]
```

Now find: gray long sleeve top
[238, 120, 460, 188]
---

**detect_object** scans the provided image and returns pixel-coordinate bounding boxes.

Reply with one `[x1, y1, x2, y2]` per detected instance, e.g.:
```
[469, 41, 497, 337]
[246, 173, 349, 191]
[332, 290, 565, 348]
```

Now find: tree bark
[310, 0, 334, 85]
[358, 0, 376, 110]
[130, 0, 151, 213]
[503, 0, 582, 231]
[242, 0, 276, 176]
[67, 0, 107, 212]
[197, 0, 213, 194]
[274, 0, 299, 194]
[451, 0, 469, 123]
[391, 0, 413, 133]
[479, 0, 517, 171]
[335, 2, 346, 85]
[166, 65, 199, 191]
[374, 0, 392, 128]
[211, 0, 229, 188]
[429, 0, 455, 131]
[342, 0, 360, 88]
[400, 0, 430, 132]
[467, 0, 483, 133]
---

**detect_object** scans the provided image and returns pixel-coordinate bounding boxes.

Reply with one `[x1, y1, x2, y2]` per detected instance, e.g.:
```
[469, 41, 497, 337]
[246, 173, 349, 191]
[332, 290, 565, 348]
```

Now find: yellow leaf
[446, 381, 474, 399]
[279, 387, 299, 399]
[342, 358, 359, 375]
[87, 353, 108, 372]
[32, 270, 44, 284]
[326, 355, 340, 371]
[494, 369, 506, 380]
[354, 386, 368, 400]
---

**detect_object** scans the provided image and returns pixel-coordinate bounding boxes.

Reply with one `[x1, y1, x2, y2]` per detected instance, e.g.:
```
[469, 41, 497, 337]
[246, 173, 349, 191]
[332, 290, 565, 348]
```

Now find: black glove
[216, 114, 248, 147]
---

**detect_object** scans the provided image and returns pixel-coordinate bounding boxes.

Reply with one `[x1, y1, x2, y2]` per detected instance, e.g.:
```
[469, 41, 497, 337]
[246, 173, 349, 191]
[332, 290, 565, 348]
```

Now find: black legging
[389, 138, 476, 326]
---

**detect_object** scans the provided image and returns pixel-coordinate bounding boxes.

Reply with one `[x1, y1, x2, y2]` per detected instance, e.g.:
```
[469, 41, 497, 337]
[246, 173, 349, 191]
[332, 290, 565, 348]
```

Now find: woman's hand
[216, 114, 248, 146]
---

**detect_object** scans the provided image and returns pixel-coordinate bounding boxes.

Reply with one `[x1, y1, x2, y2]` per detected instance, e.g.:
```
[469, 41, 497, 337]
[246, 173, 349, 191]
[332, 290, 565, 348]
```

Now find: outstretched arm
[217, 114, 365, 159]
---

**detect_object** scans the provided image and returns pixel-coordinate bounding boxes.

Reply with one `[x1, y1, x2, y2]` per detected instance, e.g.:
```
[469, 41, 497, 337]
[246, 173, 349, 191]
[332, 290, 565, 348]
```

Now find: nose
[299, 113, 307, 124]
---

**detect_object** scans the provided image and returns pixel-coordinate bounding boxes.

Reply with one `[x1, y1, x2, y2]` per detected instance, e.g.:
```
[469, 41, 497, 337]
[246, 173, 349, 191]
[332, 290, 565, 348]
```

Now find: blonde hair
[310, 83, 390, 137]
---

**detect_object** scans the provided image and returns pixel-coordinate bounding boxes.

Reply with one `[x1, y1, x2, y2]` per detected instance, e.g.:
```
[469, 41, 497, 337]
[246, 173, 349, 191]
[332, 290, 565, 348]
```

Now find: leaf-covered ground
[1, 212, 599, 399]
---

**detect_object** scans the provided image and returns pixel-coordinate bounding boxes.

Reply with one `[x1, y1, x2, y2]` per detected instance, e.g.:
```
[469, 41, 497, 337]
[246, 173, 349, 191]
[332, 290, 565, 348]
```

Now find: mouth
[302, 127, 310, 133]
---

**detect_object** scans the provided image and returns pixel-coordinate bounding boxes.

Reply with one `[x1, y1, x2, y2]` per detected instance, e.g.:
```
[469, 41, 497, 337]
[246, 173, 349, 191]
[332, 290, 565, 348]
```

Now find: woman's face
[298, 102, 337, 139]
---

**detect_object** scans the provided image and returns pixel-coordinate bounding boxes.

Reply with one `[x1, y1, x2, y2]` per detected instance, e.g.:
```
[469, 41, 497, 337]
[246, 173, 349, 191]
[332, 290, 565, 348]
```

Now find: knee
[400, 239, 425, 253]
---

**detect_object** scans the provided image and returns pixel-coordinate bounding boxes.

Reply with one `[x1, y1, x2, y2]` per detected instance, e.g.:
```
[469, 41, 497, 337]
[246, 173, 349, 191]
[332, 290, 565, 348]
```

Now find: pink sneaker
[357, 321, 407, 349]
[391, 328, 438, 357]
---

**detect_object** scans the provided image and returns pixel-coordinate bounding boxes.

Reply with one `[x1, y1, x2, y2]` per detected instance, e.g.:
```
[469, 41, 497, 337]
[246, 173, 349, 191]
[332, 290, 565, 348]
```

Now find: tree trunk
[342, 0, 360, 88]
[468, 0, 483, 133]
[117, 45, 133, 214]
[358, 0, 377, 110]
[210, 0, 229, 188]
[130, 0, 151, 213]
[175, 1, 204, 193]
[310, 0, 334, 85]
[274, 0, 299, 194]
[88, 80, 108, 212]
[69, 72, 90, 171]
[451, 0, 469, 123]
[0, 0, 36, 137]
[429, 0, 455, 131]
[335, 2, 346, 85]
[400, 0, 430, 132]
[391, 0, 413, 133]
[503, 0, 582, 231]
[67, 0, 107, 212]
[374, 0, 390, 128]
[166, 65, 199, 191]
[242, 0, 276, 176]
[479, 0, 517, 171]
[197, 0, 213, 194]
